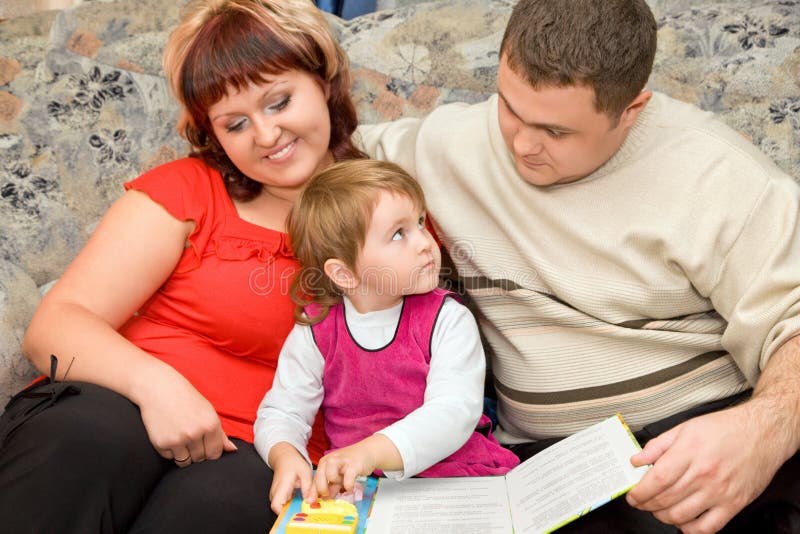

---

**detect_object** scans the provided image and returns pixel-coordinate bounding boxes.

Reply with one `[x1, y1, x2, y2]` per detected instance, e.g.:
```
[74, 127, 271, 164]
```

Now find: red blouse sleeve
[124, 158, 220, 273]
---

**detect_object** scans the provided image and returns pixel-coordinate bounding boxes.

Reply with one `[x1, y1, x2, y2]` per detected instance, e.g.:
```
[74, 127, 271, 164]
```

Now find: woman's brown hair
[163, 0, 364, 201]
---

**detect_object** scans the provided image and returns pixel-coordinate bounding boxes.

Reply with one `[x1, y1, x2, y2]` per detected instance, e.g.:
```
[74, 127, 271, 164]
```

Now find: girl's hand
[135, 362, 237, 467]
[269, 442, 313, 514]
[312, 442, 373, 500]
[311, 434, 401, 500]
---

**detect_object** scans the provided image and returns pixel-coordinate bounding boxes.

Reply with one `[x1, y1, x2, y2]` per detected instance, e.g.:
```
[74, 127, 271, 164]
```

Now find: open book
[272, 414, 650, 534]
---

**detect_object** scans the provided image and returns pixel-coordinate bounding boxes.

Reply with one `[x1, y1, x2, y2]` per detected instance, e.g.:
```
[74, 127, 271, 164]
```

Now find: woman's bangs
[182, 11, 311, 119]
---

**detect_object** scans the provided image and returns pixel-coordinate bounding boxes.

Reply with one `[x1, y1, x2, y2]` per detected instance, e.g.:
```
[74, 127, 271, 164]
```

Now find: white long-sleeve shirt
[254, 296, 486, 479]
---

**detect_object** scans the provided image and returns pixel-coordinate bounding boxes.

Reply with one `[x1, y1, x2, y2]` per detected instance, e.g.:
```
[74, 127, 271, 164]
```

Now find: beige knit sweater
[358, 92, 800, 442]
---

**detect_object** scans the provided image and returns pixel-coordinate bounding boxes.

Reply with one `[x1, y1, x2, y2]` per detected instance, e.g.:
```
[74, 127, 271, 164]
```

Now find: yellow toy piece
[285, 498, 359, 533]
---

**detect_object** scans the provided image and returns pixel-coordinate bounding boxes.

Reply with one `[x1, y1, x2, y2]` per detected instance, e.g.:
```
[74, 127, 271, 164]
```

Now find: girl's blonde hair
[162, 0, 363, 200]
[288, 160, 426, 325]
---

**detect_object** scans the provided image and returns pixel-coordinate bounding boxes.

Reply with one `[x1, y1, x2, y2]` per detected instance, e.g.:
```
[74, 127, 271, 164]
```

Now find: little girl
[254, 159, 519, 513]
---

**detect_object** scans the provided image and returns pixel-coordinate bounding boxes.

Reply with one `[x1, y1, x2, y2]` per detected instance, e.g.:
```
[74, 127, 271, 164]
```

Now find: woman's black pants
[0, 380, 276, 533]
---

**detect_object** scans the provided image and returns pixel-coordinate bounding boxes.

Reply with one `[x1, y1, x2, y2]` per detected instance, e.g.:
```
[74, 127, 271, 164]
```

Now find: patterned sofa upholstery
[1, 0, 798, 400]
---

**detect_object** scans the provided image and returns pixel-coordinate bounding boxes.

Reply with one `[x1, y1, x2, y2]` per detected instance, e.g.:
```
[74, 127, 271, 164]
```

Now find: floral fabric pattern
[341, 1, 800, 184]
[0, 0, 798, 400]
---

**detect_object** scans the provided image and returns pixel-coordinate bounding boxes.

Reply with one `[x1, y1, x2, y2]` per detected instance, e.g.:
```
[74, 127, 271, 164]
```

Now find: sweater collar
[581, 91, 658, 183]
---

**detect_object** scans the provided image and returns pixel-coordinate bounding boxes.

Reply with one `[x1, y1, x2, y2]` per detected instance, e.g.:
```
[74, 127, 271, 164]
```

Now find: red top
[121, 157, 328, 461]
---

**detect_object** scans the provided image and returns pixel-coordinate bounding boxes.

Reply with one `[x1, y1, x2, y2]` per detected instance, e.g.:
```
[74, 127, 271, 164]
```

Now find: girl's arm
[375, 297, 485, 478]
[254, 324, 325, 512]
[22, 190, 235, 463]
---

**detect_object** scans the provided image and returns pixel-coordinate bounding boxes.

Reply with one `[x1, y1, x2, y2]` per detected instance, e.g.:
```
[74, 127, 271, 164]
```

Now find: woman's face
[208, 69, 333, 193]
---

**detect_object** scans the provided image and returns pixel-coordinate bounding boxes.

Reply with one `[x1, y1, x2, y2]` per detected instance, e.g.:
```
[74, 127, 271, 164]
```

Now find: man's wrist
[750, 336, 800, 458]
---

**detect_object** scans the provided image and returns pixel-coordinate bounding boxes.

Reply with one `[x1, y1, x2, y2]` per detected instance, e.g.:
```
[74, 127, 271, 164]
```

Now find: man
[357, 0, 800, 532]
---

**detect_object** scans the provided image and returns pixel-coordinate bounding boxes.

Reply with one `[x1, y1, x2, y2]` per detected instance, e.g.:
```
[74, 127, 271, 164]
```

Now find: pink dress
[312, 288, 519, 476]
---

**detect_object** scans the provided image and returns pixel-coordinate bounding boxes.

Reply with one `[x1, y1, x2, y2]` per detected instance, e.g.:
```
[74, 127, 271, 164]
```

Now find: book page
[506, 415, 650, 533]
[366, 476, 513, 534]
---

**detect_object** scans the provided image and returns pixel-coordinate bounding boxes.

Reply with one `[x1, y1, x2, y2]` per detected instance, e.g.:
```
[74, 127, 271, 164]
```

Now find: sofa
[1, 0, 799, 402]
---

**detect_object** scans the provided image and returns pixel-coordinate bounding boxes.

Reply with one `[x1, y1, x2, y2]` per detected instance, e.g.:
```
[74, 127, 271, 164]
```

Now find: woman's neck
[233, 151, 336, 232]
[233, 188, 297, 232]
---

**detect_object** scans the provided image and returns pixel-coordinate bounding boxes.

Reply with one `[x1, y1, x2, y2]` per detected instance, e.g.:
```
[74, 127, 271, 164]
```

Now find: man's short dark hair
[500, 0, 657, 119]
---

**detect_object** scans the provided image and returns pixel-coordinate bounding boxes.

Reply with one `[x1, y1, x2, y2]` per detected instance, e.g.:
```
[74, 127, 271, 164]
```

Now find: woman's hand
[269, 442, 313, 514]
[135, 361, 237, 467]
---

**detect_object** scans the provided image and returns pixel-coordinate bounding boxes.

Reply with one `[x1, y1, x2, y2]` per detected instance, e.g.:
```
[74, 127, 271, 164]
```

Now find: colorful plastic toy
[285, 498, 359, 534]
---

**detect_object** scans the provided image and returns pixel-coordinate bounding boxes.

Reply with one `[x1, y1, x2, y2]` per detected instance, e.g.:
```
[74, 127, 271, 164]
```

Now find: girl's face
[351, 191, 441, 312]
[208, 69, 333, 196]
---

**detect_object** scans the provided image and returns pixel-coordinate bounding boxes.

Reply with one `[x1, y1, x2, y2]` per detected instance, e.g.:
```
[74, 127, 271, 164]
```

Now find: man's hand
[626, 403, 781, 532]
[269, 442, 313, 515]
[627, 336, 800, 533]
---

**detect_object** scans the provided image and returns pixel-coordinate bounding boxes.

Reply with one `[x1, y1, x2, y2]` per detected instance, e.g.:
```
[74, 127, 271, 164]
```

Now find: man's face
[497, 55, 635, 187]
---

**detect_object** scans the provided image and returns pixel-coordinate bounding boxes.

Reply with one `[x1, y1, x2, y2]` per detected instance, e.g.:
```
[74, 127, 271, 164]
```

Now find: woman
[0, 0, 363, 532]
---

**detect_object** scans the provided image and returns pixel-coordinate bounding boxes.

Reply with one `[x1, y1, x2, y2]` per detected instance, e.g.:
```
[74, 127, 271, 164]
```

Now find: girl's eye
[392, 229, 404, 241]
[546, 129, 564, 139]
[417, 216, 426, 229]
[226, 119, 247, 133]
[268, 96, 291, 113]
